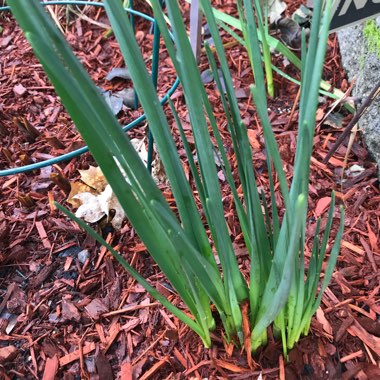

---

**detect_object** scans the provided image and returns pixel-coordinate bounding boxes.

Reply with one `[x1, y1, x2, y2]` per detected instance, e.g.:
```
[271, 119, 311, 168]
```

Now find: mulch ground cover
[0, 1, 379, 379]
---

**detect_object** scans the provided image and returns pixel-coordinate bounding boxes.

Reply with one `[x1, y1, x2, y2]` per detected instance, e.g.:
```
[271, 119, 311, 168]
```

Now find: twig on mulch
[323, 79, 380, 163]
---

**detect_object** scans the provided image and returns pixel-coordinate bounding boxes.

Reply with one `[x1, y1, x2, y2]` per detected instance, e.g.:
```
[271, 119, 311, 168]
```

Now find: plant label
[330, 0, 380, 31]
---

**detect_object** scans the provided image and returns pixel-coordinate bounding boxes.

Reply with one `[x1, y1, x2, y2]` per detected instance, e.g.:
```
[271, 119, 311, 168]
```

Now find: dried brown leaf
[78, 165, 107, 192]
[67, 181, 96, 207]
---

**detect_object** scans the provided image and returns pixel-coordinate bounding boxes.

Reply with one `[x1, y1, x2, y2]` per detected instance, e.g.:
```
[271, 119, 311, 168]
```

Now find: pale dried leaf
[67, 181, 96, 207]
[131, 138, 148, 164]
[68, 138, 167, 229]
[74, 192, 106, 223]
[78, 165, 107, 191]
[261, 0, 287, 23]
[98, 185, 126, 229]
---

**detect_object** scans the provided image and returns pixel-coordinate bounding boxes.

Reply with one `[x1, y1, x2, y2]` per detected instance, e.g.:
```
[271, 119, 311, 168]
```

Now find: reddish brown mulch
[0, 1, 379, 379]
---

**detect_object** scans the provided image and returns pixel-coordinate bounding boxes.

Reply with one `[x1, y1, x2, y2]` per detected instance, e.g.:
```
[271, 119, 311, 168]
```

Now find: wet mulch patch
[0, 1, 379, 379]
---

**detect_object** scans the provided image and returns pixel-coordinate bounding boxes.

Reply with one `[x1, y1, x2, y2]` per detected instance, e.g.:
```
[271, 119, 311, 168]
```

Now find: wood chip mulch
[0, 1, 379, 379]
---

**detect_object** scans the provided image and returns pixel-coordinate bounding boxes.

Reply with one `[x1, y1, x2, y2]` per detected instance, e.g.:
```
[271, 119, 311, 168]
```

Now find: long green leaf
[102, 0, 214, 263]
[252, 194, 307, 347]
[148, 0, 248, 309]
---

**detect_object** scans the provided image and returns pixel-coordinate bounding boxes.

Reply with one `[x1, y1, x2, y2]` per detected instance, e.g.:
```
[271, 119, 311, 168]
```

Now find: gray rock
[338, 18, 380, 179]
[77, 249, 89, 264]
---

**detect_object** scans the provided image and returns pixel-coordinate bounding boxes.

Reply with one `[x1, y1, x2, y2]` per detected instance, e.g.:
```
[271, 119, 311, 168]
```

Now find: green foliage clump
[7, 0, 344, 359]
[364, 20, 380, 59]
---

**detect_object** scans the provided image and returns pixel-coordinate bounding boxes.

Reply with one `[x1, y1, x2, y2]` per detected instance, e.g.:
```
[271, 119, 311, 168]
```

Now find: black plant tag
[330, 0, 380, 32]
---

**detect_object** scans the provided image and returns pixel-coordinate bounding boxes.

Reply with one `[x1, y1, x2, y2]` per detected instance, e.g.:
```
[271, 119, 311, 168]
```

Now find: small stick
[363, 342, 377, 365]
[340, 350, 363, 363]
[101, 302, 159, 318]
[317, 82, 355, 131]
[285, 86, 301, 130]
[279, 355, 285, 380]
[132, 330, 167, 365]
[323, 80, 380, 163]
